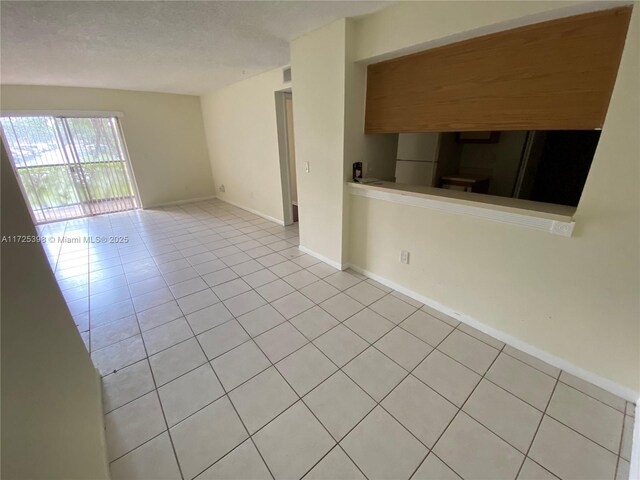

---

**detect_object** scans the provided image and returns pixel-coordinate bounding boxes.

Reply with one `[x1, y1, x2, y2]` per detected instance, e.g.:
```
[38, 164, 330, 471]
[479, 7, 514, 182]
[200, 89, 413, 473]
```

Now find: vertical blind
[0, 116, 139, 224]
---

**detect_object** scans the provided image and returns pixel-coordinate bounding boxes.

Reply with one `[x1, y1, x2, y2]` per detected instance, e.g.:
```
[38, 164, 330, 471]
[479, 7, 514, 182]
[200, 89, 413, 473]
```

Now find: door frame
[275, 89, 295, 226]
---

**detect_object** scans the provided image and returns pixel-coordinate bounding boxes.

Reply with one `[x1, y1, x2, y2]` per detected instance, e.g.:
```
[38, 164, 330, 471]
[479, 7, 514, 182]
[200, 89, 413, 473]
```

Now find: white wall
[0, 85, 214, 207]
[1, 142, 109, 479]
[288, 18, 399, 265]
[343, 19, 401, 259]
[291, 19, 349, 263]
[200, 67, 291, 223]
[354, 0, 584, 62]
[347, 1, 640, 394]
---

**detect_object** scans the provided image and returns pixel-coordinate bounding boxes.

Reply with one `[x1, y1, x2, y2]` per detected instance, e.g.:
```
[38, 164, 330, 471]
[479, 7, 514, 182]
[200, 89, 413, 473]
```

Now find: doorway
[284, 94, 298, 222]
[275, 91, 298, 225]
[0, 115, 139, 224]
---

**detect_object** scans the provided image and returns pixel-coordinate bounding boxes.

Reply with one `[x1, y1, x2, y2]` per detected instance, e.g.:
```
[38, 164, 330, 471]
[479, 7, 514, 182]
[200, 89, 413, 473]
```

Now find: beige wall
[291, 19, 349, 263]
[347, 2, 640, 394]
[343, 19, 401, 260]
[200, 67, 289, 223]
[1, 143, 109, 479]
[0, 85, 214, 207]
[354, 0, 584, 62]
[289, 19, 399, 265]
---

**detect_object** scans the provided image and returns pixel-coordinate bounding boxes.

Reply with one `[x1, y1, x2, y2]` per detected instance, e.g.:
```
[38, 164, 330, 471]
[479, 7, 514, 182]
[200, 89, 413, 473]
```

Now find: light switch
[304, 162, 310, 173]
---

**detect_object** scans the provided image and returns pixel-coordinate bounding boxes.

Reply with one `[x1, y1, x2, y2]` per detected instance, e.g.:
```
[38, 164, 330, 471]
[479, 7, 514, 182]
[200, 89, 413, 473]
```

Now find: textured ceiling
[1, 1, 390, 95]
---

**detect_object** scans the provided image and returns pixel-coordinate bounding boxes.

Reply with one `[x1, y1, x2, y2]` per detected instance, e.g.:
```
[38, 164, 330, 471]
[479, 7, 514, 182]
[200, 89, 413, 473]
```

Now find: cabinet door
[365, 7, 631, 133]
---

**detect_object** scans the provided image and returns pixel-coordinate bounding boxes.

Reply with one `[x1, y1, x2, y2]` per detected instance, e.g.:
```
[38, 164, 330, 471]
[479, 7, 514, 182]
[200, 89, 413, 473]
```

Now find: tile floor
[39, 199, 635, 480]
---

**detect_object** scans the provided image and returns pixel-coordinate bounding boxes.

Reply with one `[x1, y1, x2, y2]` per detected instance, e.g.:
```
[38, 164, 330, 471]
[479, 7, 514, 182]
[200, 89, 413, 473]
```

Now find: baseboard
[298, 245, 344, 271]
[631, 405, 640, 480]
[145, 195, 217, 208]
[218, 198, 285, 226]
[345, 262, 639, 403]
[95, 368, 110, 478]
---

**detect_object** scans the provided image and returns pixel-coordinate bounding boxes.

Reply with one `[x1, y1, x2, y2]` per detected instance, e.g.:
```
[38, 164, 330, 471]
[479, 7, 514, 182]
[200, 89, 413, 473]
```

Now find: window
[0, 115, 139, 223]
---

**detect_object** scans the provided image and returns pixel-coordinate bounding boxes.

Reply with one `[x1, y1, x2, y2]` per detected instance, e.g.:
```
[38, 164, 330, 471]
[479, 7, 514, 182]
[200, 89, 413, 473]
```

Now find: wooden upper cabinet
[364, 7, 632, 133]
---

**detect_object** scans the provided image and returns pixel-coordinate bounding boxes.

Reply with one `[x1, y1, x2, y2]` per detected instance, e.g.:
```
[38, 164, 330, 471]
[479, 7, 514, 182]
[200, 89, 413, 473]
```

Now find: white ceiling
[1, 1, 390, 96]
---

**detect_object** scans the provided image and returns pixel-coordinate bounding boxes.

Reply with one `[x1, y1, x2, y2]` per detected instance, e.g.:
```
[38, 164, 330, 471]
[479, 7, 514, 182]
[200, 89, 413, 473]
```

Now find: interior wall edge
[290, 17, 349, 267]
[199, 65, 288, 225]
[0, 85, 216, 208]
[347, 184, 577, 237]
[274, 90, 294, 226]
[630, 405, 640, 480]
[298, 245, 345, 271]
[94, 368, 109, 477]
[221, 198, 286, 226]
[345, 261, 640, 403]
[1, 140, 110, 479]
[355, 1, 635, 64]
[144, 195, 217, 209]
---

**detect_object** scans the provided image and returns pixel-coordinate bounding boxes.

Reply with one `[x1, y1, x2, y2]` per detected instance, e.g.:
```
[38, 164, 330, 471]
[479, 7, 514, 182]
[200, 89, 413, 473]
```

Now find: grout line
[553, 377, 628, 414]
[213, 306, 371, 480]
[81, 230, 363, 476]
[513, 375, 560, 479]
[88, 256, 511, 474]
[57, 200, 625, 480]
[107, 304, 326, 413]
[278, 300, 440, 475]
[167, 265, 277, 480]
[499, 347, 561, 380]
[85, 222, 92, 354]
[409, 340, 507, 479]
[106, 218, 186, 480]
[540, 384, 628, 456]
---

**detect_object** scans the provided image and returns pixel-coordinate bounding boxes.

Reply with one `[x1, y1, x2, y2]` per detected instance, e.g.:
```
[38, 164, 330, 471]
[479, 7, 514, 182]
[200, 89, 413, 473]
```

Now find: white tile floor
[39, 199, 634, 480]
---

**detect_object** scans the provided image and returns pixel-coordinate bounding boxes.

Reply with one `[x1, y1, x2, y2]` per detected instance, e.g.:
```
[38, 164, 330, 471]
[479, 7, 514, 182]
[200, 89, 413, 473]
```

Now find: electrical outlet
[219, 184, 225, 192]
[400, 250, 410, 264]
[304, 162, 310, 173]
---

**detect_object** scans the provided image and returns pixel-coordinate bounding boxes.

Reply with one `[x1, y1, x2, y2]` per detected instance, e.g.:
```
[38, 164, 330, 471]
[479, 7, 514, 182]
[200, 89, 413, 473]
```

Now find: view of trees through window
[0, 116, 138, 223]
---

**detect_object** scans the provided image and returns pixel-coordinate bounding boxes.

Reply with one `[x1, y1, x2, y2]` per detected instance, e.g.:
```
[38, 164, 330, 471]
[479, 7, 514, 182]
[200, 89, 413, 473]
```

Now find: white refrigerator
[394, 133, 440, 186]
